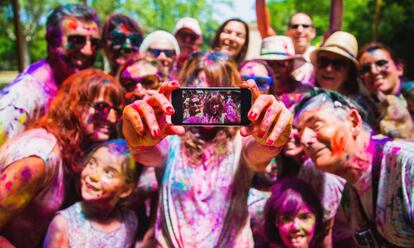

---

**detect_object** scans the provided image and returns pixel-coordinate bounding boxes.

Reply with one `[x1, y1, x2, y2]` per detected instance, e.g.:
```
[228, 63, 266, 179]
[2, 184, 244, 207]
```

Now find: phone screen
[172, 88, 251, 126]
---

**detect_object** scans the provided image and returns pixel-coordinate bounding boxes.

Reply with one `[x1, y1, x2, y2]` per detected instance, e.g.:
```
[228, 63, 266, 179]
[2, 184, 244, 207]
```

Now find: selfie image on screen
[182, 89, 242, 124]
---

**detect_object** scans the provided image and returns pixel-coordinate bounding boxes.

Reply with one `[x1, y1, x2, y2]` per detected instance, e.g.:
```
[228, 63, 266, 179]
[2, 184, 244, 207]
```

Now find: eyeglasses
[67, 35, 101, 50]
[359, 59, 389, 75]
[121, 74, 161, 93]
[241, 75, 273, 90]
[92, 101, 122, 120]
[110, 32, 143, 49]
[317, 56, 348, 71]
[148, 48, 176, 58]
[288, 23, 313, 29]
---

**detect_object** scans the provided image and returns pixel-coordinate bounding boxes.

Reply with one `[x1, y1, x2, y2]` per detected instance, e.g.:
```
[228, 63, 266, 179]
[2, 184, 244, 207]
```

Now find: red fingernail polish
[166, 106, 174, 114]
[171, 81, 178, 86]
[258, 130, 265, 138]
[152, 129, 160, 137]
[249, 112, 257, 120]
[266, 139, 274, 146]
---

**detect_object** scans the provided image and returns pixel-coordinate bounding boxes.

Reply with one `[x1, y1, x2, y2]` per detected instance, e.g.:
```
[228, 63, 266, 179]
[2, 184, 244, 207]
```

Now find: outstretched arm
[240, 80, 292, 172]
[256, 0, 277, 38]
[0, 157, 45, 229]
[122, 81, 185, 166]
[324, 0, 343, 41]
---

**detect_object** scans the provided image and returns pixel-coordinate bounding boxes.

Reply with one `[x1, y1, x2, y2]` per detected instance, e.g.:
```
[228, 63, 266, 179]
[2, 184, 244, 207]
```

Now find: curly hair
[33, 69, 125, 173]
[203, 93, 225, 120]
[263, 178, 327, 247]
[211, 18, 250, 65]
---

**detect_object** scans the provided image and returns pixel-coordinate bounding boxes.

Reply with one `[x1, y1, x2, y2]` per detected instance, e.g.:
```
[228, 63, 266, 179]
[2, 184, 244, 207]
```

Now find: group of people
[0, 1, 413, 247]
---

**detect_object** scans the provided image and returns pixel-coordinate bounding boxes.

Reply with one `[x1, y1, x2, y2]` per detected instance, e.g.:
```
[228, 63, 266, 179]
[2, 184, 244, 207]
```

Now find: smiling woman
[0, 69, 124, 248]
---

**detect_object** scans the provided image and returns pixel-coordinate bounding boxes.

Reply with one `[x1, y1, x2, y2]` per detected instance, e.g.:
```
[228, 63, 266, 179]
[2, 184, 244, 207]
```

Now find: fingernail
[258, 130, 265, 138]
[166, 106, 174, 114]
[266, 139, 274, 146]
[248, 111, 258, 120]
[171, 81, 178, 86]
[152, 129, 160, 137]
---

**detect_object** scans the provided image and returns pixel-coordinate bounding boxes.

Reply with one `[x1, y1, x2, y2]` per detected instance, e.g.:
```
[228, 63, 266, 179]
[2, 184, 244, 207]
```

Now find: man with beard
[173, 17, 202, 71]
[0, 3, 100, 146]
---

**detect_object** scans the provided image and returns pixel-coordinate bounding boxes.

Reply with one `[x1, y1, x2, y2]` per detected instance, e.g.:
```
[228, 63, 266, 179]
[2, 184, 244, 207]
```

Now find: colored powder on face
[21, 167, 32, 183]
[0, 174, 6, 181]
[331, 131, 346, 156]
[67, 20, 78, 31]
[5, 181, 12, 191]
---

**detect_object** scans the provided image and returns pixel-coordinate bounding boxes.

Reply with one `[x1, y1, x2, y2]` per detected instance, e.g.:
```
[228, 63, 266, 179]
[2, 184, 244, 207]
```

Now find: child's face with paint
[81, 147, 131, 206]
[277, 205, 316, 248]
[295, 104, 354, 173]
[58, 17, 100, 71]
[80, 89, 121, 143]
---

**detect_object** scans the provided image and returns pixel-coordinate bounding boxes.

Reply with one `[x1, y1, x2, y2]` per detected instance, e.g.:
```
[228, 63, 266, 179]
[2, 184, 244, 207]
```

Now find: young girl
[262, 178, 327, 248]
[44, 139, 139, 248]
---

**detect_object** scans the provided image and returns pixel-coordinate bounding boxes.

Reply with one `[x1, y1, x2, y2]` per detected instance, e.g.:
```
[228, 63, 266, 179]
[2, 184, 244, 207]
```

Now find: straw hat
[257, 35, 305, 62]
[310, 31, 358, 65]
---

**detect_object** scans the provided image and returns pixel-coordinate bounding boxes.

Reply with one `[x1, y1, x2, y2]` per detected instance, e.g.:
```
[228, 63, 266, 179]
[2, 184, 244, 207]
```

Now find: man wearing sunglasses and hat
[0, 3, 101, 146]
[258, 35, 312, 109]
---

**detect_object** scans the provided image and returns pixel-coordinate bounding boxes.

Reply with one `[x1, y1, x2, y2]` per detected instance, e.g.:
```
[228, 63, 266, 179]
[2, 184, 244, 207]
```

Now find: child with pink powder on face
[261, 178, 327, 248]
[44, 140, 139, 248]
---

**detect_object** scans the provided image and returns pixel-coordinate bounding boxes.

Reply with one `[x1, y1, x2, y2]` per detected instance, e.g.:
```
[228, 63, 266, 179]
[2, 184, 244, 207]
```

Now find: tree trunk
[11, 0, 25, 71]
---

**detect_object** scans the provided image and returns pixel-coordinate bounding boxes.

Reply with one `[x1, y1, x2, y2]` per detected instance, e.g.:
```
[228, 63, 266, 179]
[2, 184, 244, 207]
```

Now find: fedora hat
[257, 35, 305, 62]
[310, 31, 358, 65]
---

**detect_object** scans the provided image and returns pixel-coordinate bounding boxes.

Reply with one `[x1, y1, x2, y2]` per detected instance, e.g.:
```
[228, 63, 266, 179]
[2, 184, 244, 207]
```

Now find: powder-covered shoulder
[0, 128, 59, 171]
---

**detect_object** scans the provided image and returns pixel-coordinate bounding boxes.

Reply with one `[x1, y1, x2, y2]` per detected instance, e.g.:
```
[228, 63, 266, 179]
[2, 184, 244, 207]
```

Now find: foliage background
[1, 0, 414, 79]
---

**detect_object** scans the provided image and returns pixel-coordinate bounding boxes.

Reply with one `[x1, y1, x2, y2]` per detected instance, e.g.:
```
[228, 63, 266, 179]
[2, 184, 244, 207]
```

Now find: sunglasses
[241, 75, 273, 90]
[359, 59, 389, 75]
[92, 101, 122, 120]
[288, 23, 313, 29]
[268, 60, 291, 69]
[67, 35, 101, 50]
[111, 32, 143, 48]
[176, 31, 199, 43]
[188, 51, 230, 61]
[121, 74, 161, 93]
[317, 56, 348, 71]
[148, 48, 176, 58]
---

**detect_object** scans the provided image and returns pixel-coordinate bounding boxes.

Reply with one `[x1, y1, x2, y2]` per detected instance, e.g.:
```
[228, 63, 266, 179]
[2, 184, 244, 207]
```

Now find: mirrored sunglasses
[92, 101, 122, 119]
[67, 35, 101, 50]
[111, 32, 143, 48]
[241, 75, 273, 90]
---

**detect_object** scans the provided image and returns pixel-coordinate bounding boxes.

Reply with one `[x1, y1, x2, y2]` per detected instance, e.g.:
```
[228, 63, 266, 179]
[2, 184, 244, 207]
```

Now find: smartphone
[171, 87, 252, 126]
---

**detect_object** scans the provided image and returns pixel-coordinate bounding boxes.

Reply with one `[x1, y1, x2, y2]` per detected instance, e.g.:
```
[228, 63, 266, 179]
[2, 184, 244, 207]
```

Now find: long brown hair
[33, 69, 124, 173]
[179, 51, 250, 245]
[211, 18, 250, 65]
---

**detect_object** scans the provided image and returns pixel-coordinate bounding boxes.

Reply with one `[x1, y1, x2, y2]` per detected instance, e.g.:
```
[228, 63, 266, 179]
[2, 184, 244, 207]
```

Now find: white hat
[139, 30, 180, 56]
[257, 35, 305, 62]
[174, 17, 202, 36]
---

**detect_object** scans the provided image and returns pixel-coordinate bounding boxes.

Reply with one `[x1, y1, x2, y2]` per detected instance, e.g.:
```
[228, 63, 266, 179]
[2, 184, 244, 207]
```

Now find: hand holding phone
[171, 87, 252, 126]
[122, 81, 185, 149]
[240, 80, 292, 148]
